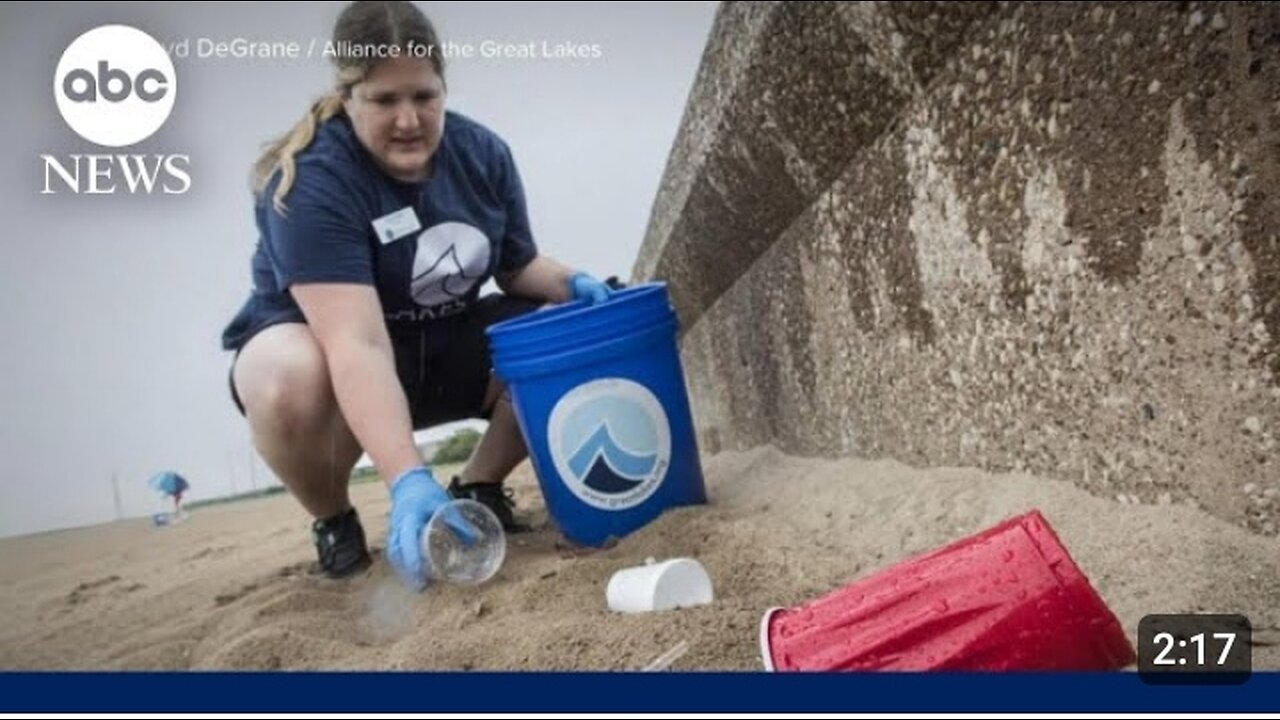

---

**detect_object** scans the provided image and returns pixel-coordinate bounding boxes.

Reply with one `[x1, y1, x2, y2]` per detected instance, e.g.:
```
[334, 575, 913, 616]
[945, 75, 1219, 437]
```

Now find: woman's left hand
[567, 272, 611, 304]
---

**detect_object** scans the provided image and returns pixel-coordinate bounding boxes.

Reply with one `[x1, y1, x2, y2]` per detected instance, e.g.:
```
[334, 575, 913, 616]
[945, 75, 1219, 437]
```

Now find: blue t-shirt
[221, 110, 539, 351]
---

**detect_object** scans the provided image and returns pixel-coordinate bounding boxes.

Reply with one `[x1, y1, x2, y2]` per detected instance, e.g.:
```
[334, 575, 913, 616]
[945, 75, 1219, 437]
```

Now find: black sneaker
[448, 476, 529, 533]
[311, 507, 372, 579]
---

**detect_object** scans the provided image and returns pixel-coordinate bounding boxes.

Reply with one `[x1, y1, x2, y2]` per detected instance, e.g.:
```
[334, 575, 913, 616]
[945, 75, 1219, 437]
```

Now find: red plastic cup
[760, 510, 1135, 671]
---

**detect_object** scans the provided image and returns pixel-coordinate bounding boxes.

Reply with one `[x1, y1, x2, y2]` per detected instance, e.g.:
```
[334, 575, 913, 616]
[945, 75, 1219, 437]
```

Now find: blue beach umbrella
[148, 471, 189, 497]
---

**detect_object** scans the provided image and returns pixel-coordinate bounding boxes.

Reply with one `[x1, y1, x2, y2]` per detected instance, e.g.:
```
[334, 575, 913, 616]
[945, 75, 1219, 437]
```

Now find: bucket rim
[759, 606, 785, 671]
[489, 298, 667, 358]
[487, 282, 669, 340]
[491, 317, 676, 381]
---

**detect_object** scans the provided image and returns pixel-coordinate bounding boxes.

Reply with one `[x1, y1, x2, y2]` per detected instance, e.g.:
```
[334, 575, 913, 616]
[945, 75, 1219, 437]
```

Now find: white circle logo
[548, 378, 671, 511]
[54, 25, 176, 147]
[411, 222, 491, 307]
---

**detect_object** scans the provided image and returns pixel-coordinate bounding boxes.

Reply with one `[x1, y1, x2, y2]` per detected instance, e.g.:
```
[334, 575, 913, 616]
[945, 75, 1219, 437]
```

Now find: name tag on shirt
[372, 206, 422, 244]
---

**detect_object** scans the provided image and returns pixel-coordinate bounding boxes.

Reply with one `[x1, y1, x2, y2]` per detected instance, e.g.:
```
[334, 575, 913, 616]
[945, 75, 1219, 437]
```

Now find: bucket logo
[54, 25, 175, 147]
[410, 222, 490, 307]
[42, 24, 191, 194]
[548, 378, 670, 511]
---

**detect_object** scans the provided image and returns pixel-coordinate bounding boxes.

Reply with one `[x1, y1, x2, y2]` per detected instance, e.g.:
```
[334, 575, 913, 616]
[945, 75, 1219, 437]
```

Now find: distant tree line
[347, 428, 483, 482]
[431, 429, 482, 465]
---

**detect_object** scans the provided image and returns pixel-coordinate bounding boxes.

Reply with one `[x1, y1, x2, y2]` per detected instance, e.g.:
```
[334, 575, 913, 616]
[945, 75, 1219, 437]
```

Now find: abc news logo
[63, 61, 168, 103]
[42, 25, 191, 195]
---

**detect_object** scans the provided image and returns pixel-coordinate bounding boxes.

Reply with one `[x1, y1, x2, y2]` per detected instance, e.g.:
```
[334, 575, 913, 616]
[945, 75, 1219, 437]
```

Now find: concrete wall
[634, 1, 1280, 535]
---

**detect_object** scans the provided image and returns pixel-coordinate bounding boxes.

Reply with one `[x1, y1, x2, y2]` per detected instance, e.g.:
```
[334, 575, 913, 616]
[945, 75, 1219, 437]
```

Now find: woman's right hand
[387, 466, 480, 590]
[386, 466, 453, 589]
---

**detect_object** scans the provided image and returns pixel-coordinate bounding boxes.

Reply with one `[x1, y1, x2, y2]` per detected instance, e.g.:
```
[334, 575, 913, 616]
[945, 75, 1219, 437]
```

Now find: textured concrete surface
[635, 1, 1280, 535]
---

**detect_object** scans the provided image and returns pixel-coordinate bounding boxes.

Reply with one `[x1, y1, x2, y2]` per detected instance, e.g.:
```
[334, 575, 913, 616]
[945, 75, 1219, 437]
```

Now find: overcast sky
[0, 1, 717, 538]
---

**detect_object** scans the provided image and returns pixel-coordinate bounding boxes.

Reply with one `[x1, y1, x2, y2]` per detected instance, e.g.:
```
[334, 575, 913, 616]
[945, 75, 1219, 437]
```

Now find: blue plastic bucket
[487, 282, 707, 547]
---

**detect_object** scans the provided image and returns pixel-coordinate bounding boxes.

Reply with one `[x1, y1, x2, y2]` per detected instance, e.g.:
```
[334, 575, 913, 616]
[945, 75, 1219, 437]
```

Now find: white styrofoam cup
[606, 557, 714, 613]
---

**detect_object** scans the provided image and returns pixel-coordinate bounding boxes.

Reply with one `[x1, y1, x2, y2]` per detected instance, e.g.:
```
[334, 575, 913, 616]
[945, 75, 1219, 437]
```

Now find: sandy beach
[2, 447, 1276, 670]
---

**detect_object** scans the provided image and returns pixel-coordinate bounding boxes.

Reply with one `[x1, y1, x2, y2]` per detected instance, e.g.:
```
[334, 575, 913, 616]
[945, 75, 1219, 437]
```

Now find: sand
[1, 446, 1277, 670]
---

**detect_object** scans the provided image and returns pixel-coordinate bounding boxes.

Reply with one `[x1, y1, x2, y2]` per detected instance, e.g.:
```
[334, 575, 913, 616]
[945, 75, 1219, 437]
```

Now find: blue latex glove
[567, 271, 611, 305]
[387, 466, 477, 590]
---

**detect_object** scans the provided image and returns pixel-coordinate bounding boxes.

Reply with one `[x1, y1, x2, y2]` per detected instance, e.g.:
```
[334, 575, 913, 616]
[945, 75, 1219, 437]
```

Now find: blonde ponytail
[252, 92, 346, 214]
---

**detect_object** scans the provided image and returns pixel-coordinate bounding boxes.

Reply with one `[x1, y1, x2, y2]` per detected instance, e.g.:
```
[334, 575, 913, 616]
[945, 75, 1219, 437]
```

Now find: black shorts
[229, 293, 541, 430]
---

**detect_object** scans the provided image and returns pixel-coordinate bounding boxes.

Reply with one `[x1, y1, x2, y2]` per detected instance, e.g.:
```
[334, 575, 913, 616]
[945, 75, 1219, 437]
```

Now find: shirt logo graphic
[410, 222, 490, 307]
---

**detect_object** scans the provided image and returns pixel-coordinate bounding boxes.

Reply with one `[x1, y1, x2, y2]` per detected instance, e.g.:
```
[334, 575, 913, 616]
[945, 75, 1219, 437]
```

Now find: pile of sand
[2, 447, 1276, 670]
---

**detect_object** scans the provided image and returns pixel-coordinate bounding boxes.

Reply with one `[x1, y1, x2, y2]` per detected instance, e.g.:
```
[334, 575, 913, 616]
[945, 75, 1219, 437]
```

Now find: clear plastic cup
[422, 499, 506, 585]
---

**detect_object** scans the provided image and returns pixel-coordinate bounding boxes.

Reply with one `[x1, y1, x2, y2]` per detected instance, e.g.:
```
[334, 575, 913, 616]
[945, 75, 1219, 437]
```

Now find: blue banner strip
[1, 672, 1277, 713]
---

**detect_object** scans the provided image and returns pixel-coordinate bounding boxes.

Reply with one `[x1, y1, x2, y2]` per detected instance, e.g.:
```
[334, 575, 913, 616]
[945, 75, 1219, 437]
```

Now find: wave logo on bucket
[548, 378, 670, 511]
